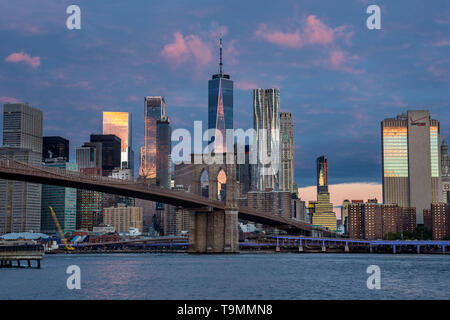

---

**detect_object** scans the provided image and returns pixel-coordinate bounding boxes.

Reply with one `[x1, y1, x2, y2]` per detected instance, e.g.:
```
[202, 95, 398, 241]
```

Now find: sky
[0, 0, 449, 192]
[299, 182, 382, 218]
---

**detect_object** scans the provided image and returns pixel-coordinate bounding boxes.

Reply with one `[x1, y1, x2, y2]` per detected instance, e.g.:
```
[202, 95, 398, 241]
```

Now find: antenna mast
[219, 34, 223, 75]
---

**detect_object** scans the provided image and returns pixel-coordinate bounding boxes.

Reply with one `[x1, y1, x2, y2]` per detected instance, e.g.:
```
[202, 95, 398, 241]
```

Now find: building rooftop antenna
[219, 34, 223, 75]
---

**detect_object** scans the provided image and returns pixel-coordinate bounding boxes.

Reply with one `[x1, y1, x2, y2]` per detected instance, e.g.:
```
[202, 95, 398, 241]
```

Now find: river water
[1, 253, 449, 299]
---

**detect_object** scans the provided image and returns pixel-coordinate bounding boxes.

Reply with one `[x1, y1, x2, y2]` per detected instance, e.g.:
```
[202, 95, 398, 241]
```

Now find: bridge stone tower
[186, 153, 239, 253]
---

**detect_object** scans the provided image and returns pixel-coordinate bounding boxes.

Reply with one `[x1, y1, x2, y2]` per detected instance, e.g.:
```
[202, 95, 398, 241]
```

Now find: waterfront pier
[0, 241, 44, 268]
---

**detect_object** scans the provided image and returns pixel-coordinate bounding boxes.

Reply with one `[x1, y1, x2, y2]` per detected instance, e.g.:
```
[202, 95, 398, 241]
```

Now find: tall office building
[90, 134, 121, 177]
[139, 146, 145, 178]
[247, 190, 291, 219]
[279, 112, 294, 192]
[2, 103, 43, 153]
[382, 110, 441, 224]
[0, 103, 43, 235]
[253, 88, 280, 191]
[208, 36, 233, 152]
[291, 197, 307, 222]
[102, 111, 134, 170]
[164, 205, 190, 236]
[163, 186, 190, 236]
[0, 148, 42, 235]
[75, 142, 103, 231]
[441, 138, 450, 203]
[313, 192, 337, 232]
[156, 116, 171, 188]
[76, 142, 102, 169]
[142, 96, 165, 180]
[342, 199, 350, 234]
[76, 168, 103, 231]
[312, 156, 336, 231]
[43, 136, 69, 161]
[317, 156, 328, 193]
[41, 160, 77, 234]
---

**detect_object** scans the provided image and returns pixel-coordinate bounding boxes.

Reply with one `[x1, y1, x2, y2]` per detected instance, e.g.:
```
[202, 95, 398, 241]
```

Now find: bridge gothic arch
[187, 153, 239, 253]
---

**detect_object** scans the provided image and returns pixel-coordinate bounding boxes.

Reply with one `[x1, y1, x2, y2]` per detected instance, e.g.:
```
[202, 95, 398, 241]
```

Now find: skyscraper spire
[219, 34, 223, 75]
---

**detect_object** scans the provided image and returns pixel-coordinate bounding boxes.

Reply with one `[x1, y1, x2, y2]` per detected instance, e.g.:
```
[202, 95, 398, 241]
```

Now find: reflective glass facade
[383, 127, 408, 178]
[156, 117, 171, 188]
[143, 97, 165, 179]
[430, 126, 439, 177]
[41, 162, 77, 234]
[2, 103, 43, 153]
[253, 88, 280, 191]
[317, 156, 328, 193]
[102, 112, 132, 170]
[43, 136, 69, 161]
[90, 134, 121, 177]
[208, 76, 233, 150]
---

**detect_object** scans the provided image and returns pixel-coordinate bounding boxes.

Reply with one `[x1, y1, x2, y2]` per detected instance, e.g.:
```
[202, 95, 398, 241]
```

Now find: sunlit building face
[381, 110, 441, 224]
[430, 126, 439, 178]
[143, 96, 165, 180]
[102, 111, 132, 169]
[317, 156, 328, 194]
[382, 127, 408, 178]
[253, 88, 280, 191]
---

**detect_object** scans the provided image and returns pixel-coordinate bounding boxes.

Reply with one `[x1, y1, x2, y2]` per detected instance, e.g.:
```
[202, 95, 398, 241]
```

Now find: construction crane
[49, 206, 74, 251]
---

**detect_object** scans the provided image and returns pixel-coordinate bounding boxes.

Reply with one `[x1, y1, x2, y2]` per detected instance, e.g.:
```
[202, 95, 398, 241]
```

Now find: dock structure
[239, 236, 450, 254]
[0, 241, 44, 268]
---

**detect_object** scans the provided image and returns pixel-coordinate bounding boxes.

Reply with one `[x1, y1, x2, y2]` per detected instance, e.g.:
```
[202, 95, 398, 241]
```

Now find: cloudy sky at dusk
[0, 0, 449, 191]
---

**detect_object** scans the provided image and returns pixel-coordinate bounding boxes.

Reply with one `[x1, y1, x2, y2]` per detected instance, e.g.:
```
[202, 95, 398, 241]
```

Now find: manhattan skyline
[0, 0, 449, 188]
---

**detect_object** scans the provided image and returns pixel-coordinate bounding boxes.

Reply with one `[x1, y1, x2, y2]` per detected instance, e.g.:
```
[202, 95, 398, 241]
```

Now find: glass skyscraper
[280, 112, 294, 192]
[41, 161, 78, 234]
[0, 103, 43, 235]
[312, 155, 336, 232]
[253, 88, 280, 191]
[90, 134, 121, 177]
[156, 116, 171, 188]
[142, 96, 165, 180]
[381, 110, 442, 224]
[102, 112, 133, 171]
[2, 102, 43, 153]
[317, 156, 328, 194]
[441, 138, 450, 203]
[43, 136, 69, 161]
[208, 37, 233, 152]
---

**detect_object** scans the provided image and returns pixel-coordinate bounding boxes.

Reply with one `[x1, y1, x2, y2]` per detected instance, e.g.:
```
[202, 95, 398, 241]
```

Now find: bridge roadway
[0, 159, 327, 235]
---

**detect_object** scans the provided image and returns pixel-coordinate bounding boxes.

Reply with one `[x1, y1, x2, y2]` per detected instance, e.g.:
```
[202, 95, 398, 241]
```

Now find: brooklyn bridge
[0, 156, 336, 253]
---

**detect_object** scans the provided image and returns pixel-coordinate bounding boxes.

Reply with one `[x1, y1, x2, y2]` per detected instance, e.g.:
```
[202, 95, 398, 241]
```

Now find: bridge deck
[0, 159, 330, 235]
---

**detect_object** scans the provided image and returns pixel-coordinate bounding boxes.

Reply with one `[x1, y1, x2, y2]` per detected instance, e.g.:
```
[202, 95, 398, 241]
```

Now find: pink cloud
[127, 95, 139, 102]
[1, 23, 46, 35]
[433, 39, 450, 47]
[255, 15, 352, 49]
[161, 32, 212, 66]
[235, 81, 259, 91]
[186, 35, 212, 65]
[161, 32, 189, 63]
[0, 96, 20, 103]
[330, 49, 346, 68]
[328, 49, 362, 74]
[427, 65, 446, 78]
[303, 15, 334, 45]
[255, 24, 302, 48]
[5, 51, 40, 68]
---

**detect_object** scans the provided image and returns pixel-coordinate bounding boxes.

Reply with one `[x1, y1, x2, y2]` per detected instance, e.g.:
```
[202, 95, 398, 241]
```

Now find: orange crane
[49, 206, 74, 251]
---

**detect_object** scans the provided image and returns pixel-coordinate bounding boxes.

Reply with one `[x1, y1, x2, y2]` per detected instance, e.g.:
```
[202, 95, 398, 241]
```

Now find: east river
[1, 253, 449, 299]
